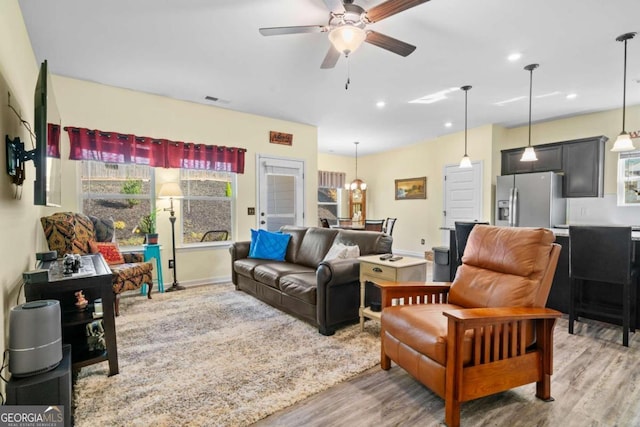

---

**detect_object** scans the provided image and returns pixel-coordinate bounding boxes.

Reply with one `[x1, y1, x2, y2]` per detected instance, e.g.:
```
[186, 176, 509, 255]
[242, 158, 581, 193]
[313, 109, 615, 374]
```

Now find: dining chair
[319, 218, 331, 228]
[337, 218, 352, 227]
[364, 219, 384, 231]
[568, 225, 638, 347]
[382, 218, 397, 236]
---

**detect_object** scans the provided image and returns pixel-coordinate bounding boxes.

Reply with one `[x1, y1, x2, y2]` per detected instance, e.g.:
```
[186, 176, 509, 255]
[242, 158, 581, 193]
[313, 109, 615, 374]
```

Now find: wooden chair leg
[114, 294, 120, 317]
[568, 278, 576, 334]
[146, 281, 153, 299]
[444, 398, 461, 427]
[623, 281, 630, 347]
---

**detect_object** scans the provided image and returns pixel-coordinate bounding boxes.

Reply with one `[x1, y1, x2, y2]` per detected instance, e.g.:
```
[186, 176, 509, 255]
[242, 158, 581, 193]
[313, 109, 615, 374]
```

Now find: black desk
[26, 254, 119, 376]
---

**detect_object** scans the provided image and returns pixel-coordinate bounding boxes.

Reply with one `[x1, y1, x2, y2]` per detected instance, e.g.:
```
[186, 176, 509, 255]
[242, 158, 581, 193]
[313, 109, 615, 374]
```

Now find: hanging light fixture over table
[521, 63, 539, 162]
[459, 85, 473, 168]
[345, 141, 367, 191]
[611, 32, 637, 152]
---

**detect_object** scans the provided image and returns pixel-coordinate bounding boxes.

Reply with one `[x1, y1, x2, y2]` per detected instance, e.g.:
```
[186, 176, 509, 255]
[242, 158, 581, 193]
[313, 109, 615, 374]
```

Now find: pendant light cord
[464, 89, 468, 155]
[528, 67, 533, 148]
[622, 37, 628, 132]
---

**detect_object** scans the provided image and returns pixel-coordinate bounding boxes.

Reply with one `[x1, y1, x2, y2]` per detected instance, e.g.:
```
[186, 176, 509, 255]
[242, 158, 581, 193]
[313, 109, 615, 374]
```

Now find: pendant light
[345, 141, 366, 191]
[521, 63, 539, 162]
[459, 85, 473, 168]
[611, 32, 637, 152]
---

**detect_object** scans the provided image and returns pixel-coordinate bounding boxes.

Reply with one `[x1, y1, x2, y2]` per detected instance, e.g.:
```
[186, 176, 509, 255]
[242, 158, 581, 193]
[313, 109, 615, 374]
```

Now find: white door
[442, 161, 483, 244]
[257, 155, 305, 231]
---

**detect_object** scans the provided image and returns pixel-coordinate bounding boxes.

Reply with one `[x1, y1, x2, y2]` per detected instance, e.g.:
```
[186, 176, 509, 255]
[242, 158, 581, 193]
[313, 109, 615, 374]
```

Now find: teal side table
[142, 244, 164, 293]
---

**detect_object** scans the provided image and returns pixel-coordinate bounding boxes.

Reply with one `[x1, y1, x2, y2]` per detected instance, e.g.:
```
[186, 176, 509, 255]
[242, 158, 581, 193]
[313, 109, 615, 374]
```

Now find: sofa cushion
[253, 263, 315, 288]
[295, 227, 339, 268]
[111, 261, 153, 281]
[280, 227, 308, 264]
[382, 303, 472, 366]
[94, 242, 125, 265]
[279, 273, 317, 304]
[233, 258, 274, 279]
[89, 215, 115, 242]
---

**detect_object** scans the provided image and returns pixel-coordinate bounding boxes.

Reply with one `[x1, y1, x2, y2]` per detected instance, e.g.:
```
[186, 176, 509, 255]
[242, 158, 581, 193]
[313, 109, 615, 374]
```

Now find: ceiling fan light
[459, 154, 472, 168]
[520, 146, 538, 162]
[329, 25, 366, 55]
[611, 131, 636, 152]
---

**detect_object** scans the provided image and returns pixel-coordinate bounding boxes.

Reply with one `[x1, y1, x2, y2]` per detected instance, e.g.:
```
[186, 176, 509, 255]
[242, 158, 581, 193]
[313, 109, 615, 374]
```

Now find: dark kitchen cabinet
[562, 136, 606, 198]
[501, 144, 563, 175]
[500, 135, 607, 198]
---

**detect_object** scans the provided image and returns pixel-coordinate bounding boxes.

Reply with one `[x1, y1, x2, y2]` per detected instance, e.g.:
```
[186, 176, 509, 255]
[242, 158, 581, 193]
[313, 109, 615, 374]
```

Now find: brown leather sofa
[230, 226, 393, 335]
[381, 225, 562, 427]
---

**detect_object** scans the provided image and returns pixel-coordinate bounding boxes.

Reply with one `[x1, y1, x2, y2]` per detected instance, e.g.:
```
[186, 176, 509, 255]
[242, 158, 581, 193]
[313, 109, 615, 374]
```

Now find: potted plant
[136, 209, 158, 244]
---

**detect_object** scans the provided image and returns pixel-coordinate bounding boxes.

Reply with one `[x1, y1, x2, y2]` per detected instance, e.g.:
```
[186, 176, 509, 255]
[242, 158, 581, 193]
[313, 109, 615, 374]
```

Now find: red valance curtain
[64, 127, 246, 173]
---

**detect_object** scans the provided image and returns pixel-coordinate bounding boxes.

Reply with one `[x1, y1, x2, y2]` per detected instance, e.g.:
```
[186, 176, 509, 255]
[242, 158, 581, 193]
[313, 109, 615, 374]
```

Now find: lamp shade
[459, 154, 472, 168]
[328, 25, 366, 55]
[521, 146, 538, 162]
[158, 182, 184, 199]
[611, 132, 636, 152]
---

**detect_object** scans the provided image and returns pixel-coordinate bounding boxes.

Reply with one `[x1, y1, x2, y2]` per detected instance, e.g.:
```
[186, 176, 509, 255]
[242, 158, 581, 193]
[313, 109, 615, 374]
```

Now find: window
[81, 160, 154, 247]
[180, 169, 234, 244]
[318, 187, 340, 226]
[617, 150, 640, 206]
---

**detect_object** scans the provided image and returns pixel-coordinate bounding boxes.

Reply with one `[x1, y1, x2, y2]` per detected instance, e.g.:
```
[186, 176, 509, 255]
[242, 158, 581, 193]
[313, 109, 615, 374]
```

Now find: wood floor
[253, 317, 640, 427]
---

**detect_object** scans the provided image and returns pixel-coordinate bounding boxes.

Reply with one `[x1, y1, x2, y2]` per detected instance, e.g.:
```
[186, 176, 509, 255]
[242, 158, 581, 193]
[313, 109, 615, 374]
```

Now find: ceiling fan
[259, 0, 429, 69]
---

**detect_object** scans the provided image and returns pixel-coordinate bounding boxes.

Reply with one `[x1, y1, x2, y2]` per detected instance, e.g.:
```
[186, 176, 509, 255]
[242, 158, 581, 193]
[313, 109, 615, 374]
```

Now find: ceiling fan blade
[322, 0, 346, 13]
[365, 31, 416, 56]
[366, 0, 429, 23]
[259, 25, 326, 36]
[320, 45, 341, 69]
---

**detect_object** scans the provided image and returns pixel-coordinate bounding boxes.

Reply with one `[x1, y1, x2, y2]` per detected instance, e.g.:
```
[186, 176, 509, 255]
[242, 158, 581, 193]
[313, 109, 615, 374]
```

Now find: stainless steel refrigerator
[495, 171, 566, 228]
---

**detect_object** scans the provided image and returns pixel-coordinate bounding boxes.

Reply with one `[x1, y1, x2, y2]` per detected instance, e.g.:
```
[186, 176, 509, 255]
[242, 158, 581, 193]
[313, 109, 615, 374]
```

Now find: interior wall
[51, 76, 318, 285]
[0, 0, 42, 380]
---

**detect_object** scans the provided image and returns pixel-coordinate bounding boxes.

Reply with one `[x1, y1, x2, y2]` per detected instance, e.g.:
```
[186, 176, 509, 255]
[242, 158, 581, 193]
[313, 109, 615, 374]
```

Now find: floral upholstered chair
[40, 212, 153, 315]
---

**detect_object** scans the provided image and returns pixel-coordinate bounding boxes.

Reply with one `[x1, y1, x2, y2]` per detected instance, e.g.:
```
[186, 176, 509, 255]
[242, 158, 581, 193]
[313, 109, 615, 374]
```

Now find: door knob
[260, 220, 266, 225]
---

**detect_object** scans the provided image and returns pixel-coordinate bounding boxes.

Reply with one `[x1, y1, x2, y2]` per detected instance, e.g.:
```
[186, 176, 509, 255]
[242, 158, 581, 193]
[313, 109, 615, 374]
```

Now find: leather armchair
[380, 225, 562, 427]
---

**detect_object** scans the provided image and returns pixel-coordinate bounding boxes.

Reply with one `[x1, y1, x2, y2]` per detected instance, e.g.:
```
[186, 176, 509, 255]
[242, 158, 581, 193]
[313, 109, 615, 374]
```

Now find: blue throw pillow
[249, 229, 291, 261]
[248, 228, 259, 256]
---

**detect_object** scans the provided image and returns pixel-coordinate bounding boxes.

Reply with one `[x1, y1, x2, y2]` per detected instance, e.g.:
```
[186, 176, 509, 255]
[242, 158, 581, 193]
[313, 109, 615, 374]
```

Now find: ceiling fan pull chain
[345, 55, 351, 90]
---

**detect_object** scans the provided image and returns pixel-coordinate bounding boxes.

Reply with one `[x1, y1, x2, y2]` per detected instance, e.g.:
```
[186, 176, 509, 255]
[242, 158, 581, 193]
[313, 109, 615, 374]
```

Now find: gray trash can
[432, 246, 450, 282]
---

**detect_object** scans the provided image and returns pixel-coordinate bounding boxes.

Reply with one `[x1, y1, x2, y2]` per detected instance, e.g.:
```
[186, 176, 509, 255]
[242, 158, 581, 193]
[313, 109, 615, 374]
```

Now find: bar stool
[142, 244, 164, 294]
[568, 226, 637, 347]
[454, 221, 489, 263]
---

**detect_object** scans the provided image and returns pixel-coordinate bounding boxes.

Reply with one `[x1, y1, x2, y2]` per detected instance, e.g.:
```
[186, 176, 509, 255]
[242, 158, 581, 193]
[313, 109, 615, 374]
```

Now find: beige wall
[0, 0, 42, 366]
[51, 76, 318, 284]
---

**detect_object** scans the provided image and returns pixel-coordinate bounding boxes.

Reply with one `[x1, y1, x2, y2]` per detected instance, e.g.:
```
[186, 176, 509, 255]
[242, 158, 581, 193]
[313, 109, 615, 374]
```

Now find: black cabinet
[501, 144, 563, 175]
[7, 345, 72, 427]
[500, 135, 607, 197]
[26, 254, 119, 376]
[546, 235, 570, 313]
[562, 136, 606, 197]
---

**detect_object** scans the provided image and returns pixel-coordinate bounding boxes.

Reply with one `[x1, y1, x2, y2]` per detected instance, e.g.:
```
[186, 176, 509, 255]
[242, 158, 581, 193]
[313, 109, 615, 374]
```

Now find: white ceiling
[18, 0, 640, 156]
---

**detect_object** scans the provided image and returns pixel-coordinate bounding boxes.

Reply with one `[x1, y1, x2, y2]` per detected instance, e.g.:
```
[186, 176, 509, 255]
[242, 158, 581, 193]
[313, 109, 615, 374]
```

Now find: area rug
[73, 283, 381, 426]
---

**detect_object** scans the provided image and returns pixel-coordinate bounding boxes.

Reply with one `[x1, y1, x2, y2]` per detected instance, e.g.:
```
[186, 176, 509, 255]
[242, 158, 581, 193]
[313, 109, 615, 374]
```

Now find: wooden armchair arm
[374, 281, 451, 309]
[443, 307, 562, 325]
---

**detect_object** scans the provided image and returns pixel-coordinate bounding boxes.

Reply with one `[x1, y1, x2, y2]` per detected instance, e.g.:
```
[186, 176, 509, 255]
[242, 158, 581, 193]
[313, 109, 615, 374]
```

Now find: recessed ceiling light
[566, 93, 577, 99]
[376, 101, 385, 108]
[445, 122, 453, 128]
[508, 52, 522, 62]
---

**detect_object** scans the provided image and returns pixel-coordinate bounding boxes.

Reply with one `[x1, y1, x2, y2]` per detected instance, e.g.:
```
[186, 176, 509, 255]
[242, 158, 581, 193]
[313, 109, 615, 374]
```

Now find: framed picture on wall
[395, 177, 427, 200]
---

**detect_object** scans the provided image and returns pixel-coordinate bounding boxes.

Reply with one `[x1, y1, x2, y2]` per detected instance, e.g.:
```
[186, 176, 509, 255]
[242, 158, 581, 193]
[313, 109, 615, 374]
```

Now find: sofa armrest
[317, 258, 360, 287]
[229, 241, 251, 285]
[442, 307, 562, 324]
